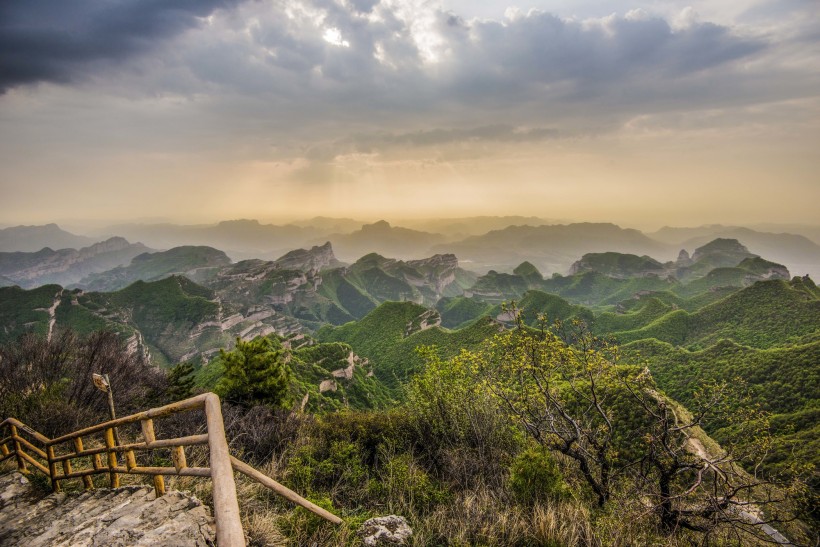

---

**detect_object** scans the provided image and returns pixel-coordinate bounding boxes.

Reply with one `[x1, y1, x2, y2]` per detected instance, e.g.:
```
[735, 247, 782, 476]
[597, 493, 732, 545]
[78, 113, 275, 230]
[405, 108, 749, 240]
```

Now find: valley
[1, 220, 818, 543]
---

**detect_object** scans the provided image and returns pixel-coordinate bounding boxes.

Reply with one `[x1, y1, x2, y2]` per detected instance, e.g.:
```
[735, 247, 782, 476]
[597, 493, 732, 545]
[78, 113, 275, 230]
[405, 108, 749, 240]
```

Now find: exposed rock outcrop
[274, 242, 340, 271]
[358, 515, 413, 546]
[0, 472, 215, 546]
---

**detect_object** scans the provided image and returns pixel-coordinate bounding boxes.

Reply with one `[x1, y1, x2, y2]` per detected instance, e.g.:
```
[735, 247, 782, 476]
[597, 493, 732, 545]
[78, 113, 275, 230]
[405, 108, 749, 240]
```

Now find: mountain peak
[275, 242, 340, 271]
[363, 220, 391, 231]
[513, 261, 543, 281]
[691, 238, 753, 264]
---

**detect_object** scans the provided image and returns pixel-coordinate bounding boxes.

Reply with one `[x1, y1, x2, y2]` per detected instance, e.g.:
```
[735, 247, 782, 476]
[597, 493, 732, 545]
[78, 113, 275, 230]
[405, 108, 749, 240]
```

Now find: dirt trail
[46, 290, 62, 342]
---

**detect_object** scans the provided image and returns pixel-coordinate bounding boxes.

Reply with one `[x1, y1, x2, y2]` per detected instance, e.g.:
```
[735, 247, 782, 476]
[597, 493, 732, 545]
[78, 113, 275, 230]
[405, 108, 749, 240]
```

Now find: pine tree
[216, 336, 291, 408]
[166, 361, 195, 402]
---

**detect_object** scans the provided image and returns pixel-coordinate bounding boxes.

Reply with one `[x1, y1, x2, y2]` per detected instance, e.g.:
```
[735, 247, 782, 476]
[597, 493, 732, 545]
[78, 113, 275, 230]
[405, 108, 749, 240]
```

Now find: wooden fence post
[74, 437, 95, 489]
[46, 445, 60, 492]
[105, 427, 120, 488]
[10, 425, 28, 473]
[140, 418, 165, 496]
[204, 394, 245, 547]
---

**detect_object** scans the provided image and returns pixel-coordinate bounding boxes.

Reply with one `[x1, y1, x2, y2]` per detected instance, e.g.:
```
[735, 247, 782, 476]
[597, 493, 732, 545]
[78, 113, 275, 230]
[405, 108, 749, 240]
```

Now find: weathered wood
[47, 394, 209, 445]
[125, 450, 137, 470]
[73, 437, 95, 489]
[12, 435, 47, 459]
[62, 457, 73, 480]
[3, 392, 343, 546]
[172, 445, 187, 473]
[140, 419, 166, 497]
[230, 456, 343, 524]
[17, 449, 49, 475]
[105, 427, 119, 488]
[50, 434, 210, 463]
[57, 465, 211, 480]
[1, 418, 50, 444]
[46, 445, 60, 492]
[111, 465, 210, 477]
[9, 425, 27, 473]
[205, 394, 245, 547]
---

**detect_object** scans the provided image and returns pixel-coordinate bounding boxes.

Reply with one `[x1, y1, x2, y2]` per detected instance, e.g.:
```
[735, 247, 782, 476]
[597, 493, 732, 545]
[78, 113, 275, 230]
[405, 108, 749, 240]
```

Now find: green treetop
[216, 336, 291, 408]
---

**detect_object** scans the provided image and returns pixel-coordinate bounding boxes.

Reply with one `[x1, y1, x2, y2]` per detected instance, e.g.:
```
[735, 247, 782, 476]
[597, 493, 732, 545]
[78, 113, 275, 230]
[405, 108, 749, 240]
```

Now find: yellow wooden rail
[0, 392, 342, 546]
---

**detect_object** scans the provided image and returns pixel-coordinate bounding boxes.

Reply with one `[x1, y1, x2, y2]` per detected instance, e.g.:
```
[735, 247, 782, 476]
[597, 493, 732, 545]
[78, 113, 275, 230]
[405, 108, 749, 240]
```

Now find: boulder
[358, 515, 413, 546]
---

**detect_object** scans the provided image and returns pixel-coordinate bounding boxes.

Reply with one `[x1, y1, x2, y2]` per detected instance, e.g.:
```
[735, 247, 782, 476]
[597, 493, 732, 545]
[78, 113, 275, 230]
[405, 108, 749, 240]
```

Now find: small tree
[465, 313, 803, 542]
[216, 336, 291, 409]
[166, 361, 196, 402]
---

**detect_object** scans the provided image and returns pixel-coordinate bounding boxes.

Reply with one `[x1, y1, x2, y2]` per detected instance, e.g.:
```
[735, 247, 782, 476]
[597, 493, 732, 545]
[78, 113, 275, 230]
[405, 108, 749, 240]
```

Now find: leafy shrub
[376, 450, 448, 515]
[509, 447, 570, 505]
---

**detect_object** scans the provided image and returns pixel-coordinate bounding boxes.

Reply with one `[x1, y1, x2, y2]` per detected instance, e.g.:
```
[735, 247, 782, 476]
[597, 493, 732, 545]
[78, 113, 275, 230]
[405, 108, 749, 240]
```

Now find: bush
[376, 450, 448, 515]
[405, 346, 522, 490]
[216, 336, 291, 409]
[509, 447, 570, 505]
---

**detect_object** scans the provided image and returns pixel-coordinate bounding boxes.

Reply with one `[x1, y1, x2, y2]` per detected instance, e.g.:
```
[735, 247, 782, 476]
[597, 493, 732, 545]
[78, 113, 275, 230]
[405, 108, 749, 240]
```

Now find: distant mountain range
[2, 218, 819, 279]
[323, 220, 446, 263]
[0, 237, 150, 288]
[431, 222, 672, 273]
[77, 245, 232, 292]
[0, 235, 806, 363]
[0, 223, 97, 252]
[97, 219, 328, 261]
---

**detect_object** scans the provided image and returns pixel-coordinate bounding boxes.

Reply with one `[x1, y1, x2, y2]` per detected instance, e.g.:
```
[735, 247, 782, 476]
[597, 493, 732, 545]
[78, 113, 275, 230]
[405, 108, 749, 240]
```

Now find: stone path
[0, 472, 216, 546]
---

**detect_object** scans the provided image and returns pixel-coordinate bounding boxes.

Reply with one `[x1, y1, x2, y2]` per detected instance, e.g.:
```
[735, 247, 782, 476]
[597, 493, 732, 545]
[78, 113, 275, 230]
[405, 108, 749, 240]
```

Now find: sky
[0, 0, 818, 231]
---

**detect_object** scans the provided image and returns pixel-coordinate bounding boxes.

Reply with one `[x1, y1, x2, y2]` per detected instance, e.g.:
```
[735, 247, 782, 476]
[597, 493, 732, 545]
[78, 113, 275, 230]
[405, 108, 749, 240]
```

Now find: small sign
[92, 373, 109, 393]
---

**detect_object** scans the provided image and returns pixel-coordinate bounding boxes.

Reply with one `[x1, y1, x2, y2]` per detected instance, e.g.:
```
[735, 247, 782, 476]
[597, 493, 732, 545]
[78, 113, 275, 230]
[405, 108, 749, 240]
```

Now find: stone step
[0, 472, 215, 546]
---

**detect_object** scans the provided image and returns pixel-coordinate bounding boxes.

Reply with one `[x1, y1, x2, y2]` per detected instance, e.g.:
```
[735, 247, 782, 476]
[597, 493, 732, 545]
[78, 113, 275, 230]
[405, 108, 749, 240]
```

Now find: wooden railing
[0, 392, 341, 546]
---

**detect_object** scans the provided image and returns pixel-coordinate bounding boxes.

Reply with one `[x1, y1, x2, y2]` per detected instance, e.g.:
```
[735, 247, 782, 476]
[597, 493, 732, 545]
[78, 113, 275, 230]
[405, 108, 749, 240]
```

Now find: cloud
[2, 0, 816, 179]
[344, 125, 562, 151]
[0, 0, 240, 93]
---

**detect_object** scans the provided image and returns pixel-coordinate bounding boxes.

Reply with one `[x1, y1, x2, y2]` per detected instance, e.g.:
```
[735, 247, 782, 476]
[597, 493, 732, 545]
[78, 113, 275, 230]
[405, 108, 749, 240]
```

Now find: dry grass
[407, 487, 597, 546]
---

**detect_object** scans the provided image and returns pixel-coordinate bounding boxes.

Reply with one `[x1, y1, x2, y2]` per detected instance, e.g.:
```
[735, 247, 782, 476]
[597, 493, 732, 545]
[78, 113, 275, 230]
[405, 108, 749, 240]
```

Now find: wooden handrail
[0, 393, 341, 546]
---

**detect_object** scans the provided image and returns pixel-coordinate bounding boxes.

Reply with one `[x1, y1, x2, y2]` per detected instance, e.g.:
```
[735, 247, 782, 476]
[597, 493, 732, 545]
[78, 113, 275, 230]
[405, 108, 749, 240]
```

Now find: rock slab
[0, 472, 215, 546]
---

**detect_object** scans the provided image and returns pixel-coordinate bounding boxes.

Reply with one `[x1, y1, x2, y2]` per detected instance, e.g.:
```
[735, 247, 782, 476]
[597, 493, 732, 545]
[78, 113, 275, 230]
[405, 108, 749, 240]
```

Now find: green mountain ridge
[77, 245, 231, 292]
[611, 278, 820, 349]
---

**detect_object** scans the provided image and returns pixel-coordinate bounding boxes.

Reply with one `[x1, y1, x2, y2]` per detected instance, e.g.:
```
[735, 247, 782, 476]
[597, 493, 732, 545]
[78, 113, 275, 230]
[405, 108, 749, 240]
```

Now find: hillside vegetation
[0, 232, 818, 545]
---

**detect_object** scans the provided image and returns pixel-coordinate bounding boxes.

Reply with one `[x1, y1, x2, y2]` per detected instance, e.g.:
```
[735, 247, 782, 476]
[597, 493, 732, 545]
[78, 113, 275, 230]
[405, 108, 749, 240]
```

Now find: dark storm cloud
[438, 11, 767, 101]
[0, 0, 241, 93]
[159, 4, 772, 136]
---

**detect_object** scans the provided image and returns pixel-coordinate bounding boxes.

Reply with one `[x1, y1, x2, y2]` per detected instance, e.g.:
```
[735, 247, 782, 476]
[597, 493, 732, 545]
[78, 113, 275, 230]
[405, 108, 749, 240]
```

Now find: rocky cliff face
[404, 254, 459, 295]
[274, 241, 341, 271]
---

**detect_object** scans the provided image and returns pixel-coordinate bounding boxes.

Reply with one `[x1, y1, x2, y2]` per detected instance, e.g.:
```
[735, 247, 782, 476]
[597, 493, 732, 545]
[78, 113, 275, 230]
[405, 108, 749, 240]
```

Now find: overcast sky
[1, 0, 818, 230]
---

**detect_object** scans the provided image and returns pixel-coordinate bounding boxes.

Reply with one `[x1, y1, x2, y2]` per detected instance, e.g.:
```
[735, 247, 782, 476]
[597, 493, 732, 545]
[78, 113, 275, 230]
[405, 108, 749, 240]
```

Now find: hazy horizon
[4, 216, 820, 241]
[1, 0, 818, 228]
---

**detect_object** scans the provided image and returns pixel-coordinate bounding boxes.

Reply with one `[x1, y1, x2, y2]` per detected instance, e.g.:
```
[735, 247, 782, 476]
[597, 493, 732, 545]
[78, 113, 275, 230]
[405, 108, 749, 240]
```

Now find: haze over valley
[1, 0, 819, 544]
